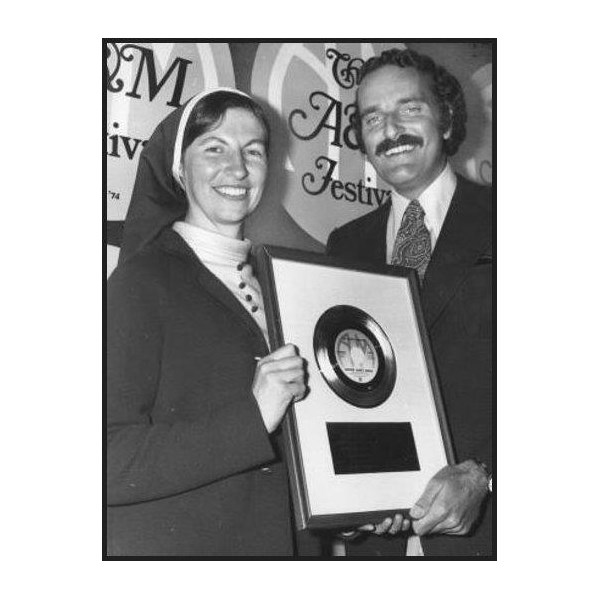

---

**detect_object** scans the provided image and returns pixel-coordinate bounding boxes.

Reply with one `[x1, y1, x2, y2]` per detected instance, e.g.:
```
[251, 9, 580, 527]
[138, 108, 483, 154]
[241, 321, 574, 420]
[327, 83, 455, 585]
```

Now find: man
[327, 48, 494, 557]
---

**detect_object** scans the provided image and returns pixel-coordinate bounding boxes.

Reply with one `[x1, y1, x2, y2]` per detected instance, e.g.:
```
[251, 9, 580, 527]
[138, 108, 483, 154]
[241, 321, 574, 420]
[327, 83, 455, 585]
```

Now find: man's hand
[252, 344, 307, 433]
[409, 460, 489, 536]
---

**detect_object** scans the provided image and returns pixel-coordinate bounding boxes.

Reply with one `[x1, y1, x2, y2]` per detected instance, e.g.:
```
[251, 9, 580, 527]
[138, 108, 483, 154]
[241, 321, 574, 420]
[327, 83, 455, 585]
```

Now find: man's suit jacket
[107, 228, 295, 556]
[327, 174, 495, 557]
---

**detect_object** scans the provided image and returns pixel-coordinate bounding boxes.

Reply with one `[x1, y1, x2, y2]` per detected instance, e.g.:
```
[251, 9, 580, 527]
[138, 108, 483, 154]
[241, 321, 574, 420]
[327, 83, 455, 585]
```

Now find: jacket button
[261, 467, 272, 474]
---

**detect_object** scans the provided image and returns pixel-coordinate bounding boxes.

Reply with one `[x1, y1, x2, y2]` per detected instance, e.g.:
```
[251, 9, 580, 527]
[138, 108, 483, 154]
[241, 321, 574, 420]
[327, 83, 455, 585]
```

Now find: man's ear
[443, 107, 453, 140]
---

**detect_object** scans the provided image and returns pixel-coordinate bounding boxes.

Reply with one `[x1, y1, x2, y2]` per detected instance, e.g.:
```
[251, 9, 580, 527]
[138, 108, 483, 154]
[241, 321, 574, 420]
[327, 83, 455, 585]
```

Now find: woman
[107, 88, 306, 556]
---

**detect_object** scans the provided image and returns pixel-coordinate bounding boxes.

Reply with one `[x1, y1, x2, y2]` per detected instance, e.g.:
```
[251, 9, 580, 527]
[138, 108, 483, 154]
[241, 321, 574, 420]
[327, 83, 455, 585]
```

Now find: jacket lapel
[160, 229, 269, 355]
[421, 177, 492, 330]
[361, 201, 390, 263]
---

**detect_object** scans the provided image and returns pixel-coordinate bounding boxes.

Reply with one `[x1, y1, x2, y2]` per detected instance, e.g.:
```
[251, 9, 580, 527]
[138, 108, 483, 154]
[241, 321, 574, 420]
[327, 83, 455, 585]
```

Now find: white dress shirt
[385, 163, 457, 263]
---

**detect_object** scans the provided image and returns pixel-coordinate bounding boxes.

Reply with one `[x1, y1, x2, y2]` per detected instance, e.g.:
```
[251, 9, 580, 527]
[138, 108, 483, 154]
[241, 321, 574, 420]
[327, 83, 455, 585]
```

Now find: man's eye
[363, 114, 382, 128]
[400, 104, 423, 116]
[205, 146, 223, 154]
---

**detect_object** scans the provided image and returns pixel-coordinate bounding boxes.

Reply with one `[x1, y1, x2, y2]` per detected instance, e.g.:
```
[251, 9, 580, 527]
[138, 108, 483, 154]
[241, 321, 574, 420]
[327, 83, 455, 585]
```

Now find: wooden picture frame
[255, 245, 455, 531]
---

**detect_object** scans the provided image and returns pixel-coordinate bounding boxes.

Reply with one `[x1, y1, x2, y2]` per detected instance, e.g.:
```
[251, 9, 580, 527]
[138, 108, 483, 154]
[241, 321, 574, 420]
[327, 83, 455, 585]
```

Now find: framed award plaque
[255, 246, 454, 531]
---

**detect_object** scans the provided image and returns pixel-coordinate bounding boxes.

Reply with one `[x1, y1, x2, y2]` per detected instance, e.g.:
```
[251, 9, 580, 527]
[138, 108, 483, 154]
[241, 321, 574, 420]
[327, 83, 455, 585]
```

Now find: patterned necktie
[391, 200, 431, 280]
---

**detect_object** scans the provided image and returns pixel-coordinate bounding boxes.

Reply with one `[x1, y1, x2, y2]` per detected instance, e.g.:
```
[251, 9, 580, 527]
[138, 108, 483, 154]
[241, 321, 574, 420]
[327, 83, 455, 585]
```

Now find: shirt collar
[390, 162, 457, 245]
[172, 220, 251, 266]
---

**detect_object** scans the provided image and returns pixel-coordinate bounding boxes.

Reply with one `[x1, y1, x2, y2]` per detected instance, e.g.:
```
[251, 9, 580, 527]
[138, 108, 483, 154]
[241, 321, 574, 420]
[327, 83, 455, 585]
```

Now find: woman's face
[181, 107, 268, 238]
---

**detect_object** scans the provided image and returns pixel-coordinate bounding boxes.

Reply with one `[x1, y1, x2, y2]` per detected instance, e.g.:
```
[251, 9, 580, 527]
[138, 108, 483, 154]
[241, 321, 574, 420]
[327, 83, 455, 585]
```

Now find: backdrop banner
[105, 41, 492, 277]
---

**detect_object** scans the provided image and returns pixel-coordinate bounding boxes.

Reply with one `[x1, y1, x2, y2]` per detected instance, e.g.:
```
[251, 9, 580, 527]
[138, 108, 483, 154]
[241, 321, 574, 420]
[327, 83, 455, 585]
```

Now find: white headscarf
[171, 87, 252, 190]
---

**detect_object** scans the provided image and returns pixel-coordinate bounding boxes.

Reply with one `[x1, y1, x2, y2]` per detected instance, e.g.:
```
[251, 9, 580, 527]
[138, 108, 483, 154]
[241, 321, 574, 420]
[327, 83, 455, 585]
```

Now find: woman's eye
[205, 146, 223, 154]
[246, 148, 265, 158]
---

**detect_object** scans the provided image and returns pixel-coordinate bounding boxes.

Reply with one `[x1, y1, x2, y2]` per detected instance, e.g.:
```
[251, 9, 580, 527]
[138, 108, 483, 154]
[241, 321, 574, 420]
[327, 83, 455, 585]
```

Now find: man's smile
[384, 143, 419, 157]
[376, 134, 424, 158]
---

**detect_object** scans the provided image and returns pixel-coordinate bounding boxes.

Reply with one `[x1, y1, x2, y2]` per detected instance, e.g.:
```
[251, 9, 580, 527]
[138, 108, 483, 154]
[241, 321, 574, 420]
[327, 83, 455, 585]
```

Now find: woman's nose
[226, 150, 249, 179]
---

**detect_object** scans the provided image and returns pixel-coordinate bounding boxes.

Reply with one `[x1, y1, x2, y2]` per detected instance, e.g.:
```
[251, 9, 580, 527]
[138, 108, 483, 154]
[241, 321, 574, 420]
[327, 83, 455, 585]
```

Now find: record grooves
[313, 305, 396, 408]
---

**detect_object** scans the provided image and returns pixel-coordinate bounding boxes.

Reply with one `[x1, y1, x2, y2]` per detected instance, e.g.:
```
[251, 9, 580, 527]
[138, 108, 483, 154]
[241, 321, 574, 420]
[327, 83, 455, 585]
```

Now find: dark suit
[107, 228, 295, 556]
[327, 174, 495, 557]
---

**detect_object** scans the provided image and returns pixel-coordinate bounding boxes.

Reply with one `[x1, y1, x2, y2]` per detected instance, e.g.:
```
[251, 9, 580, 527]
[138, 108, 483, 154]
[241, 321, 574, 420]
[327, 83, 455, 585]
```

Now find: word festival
[106, 122, 148, 161]
[288, 48, 391, 207]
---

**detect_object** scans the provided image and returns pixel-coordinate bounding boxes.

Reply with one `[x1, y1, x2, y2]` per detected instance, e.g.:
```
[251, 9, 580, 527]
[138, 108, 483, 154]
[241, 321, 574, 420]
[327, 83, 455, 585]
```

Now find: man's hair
[182, 90, 271, 155]
[352, 48, 467, 157]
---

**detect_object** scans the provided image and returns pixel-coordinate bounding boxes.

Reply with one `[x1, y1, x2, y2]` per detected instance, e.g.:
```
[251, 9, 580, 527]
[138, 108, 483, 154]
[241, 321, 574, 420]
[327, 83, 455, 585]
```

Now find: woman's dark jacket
[107, 228, 294, 556]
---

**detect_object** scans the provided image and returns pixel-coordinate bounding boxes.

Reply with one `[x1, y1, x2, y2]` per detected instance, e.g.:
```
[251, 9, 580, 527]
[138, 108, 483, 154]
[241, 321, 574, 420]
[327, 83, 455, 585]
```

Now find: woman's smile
[213, 185, 250, 199]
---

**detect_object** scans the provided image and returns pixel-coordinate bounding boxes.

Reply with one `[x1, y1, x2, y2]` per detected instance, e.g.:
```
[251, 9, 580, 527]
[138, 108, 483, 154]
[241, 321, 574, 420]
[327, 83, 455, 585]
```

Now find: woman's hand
[339, 514, 411, 541]
[252, 344, 307, 433]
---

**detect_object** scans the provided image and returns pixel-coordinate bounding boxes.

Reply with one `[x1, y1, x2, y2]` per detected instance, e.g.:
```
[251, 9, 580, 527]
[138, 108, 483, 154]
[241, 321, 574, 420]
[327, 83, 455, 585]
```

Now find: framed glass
[256, 246, 454, 530]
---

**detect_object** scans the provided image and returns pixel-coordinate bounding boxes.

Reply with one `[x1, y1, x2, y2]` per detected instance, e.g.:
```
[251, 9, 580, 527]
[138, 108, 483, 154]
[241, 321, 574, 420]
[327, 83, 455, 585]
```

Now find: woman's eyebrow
[197, 136, 266, 146]
[196, 135, 226, 145]
[244, 138, 267, 147]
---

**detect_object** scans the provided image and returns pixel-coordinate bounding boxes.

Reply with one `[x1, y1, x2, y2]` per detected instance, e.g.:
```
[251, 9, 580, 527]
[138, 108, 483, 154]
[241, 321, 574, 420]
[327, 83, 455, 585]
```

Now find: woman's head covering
[119, 87, 252, 263]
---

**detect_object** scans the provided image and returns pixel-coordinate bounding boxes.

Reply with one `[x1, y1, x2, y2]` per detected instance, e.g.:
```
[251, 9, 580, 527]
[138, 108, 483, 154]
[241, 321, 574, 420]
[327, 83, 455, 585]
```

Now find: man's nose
[383, 113, 405, 139]
[227, 150, 249, 179]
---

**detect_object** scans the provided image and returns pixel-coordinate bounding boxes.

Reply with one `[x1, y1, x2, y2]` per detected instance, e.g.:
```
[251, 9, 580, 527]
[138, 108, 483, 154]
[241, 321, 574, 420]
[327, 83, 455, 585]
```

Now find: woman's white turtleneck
[172, 221, 269, 345]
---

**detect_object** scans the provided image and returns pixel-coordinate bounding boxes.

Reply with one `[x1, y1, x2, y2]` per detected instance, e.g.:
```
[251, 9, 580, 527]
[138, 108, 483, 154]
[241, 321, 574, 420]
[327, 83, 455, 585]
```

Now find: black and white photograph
[105, 40, 495, 559]
[4, 2, 598, 597]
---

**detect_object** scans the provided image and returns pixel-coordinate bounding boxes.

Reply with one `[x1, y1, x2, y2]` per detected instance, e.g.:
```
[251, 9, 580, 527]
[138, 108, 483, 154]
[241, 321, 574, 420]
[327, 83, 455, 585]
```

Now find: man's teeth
[385, 144, 416, 156]
[215, 186, 248, 197]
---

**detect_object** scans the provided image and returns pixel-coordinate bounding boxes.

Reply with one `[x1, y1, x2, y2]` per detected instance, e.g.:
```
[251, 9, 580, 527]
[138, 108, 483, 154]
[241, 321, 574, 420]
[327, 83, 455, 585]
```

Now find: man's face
[357, 65, 449, 198]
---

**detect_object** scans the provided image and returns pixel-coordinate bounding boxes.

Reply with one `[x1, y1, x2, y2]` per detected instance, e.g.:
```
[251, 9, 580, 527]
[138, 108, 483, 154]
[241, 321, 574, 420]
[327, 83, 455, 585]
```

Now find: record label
[334, 329, 379, 384]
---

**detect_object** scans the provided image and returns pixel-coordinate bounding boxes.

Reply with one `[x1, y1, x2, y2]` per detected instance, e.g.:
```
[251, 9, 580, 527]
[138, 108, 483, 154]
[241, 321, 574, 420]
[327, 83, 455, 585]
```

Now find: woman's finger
[374, 517, 392, 535]
[288, 382, 306, 401]
[260, 344, 298, 364]
[388, 513, 405, 535]
[263, 355, 303, 369]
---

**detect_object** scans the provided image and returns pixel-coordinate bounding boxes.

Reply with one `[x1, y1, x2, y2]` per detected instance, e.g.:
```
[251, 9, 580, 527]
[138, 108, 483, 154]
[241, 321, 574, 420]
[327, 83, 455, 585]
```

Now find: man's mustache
[375, 134, 424, 156]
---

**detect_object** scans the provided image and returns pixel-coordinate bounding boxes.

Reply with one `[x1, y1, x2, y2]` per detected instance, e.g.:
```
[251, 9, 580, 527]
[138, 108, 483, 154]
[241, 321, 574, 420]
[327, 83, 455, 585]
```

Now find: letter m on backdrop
[125, 45, 192, 108]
